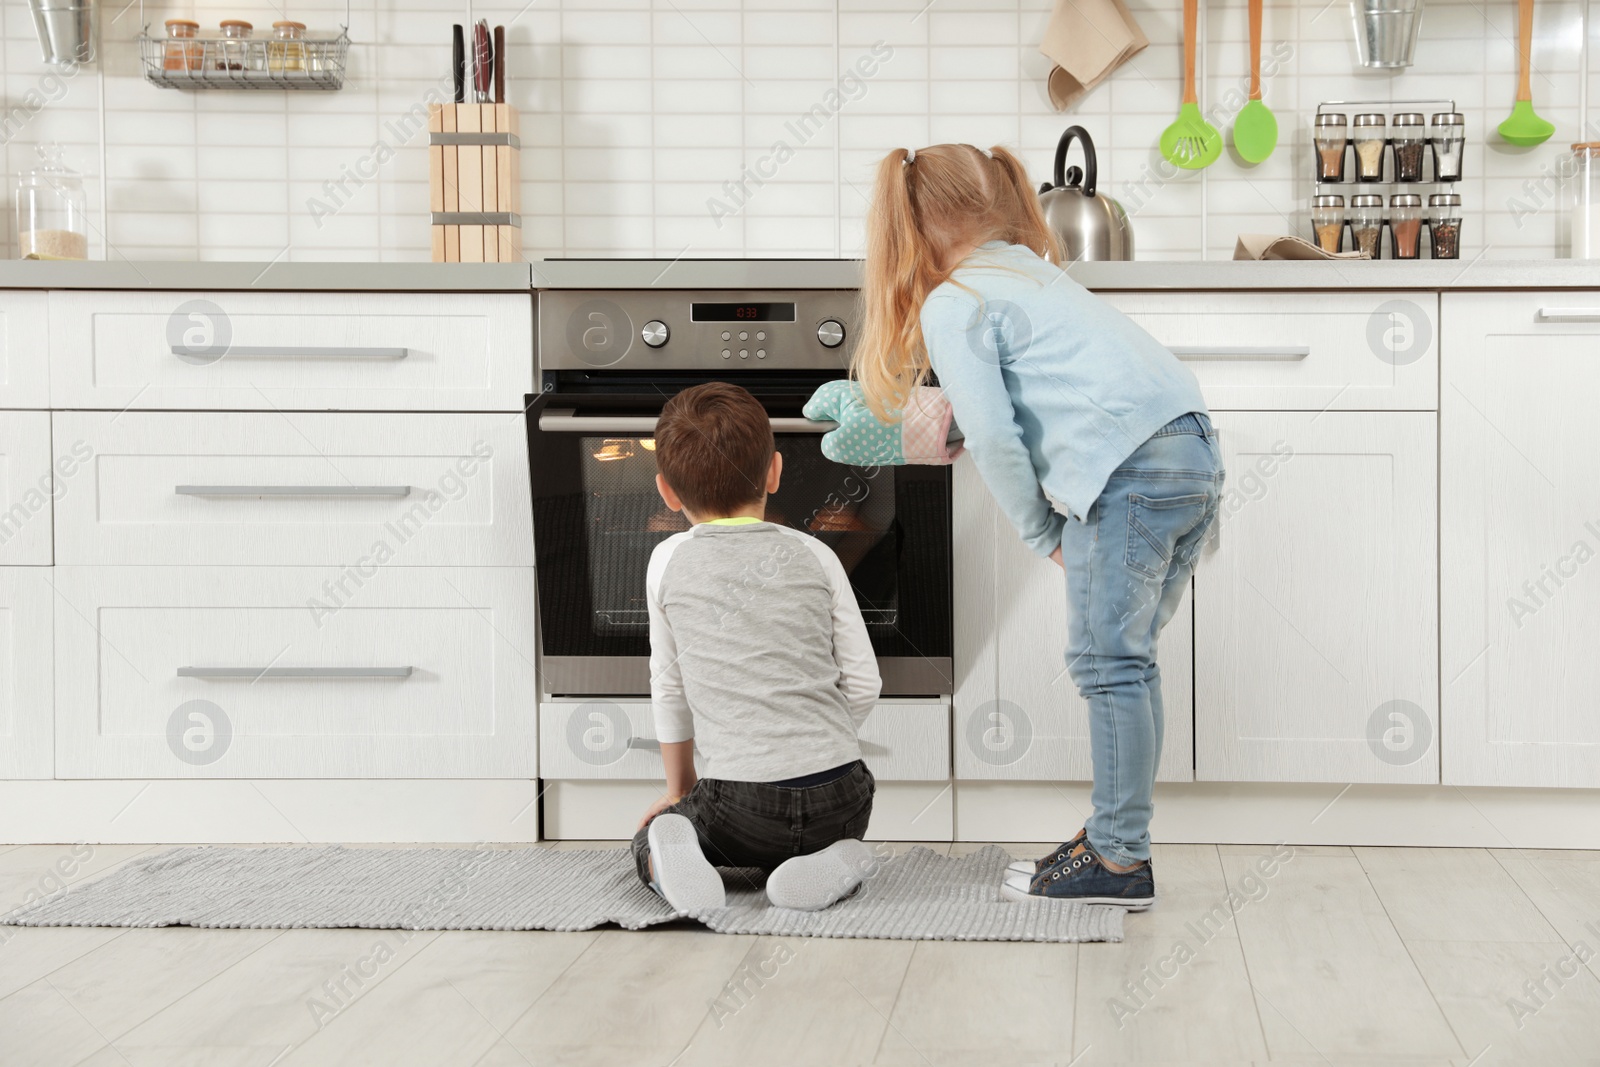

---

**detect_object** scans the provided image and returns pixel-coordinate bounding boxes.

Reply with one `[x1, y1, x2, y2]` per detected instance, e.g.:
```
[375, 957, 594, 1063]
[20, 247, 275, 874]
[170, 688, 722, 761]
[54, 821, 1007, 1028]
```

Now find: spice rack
[136, 0, 349, 90]
[1311, 99, 1463, 260]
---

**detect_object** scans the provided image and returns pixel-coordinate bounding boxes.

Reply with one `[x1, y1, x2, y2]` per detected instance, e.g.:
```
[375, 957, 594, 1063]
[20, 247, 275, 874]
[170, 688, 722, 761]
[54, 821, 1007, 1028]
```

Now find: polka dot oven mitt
[802, 380, 964, 467]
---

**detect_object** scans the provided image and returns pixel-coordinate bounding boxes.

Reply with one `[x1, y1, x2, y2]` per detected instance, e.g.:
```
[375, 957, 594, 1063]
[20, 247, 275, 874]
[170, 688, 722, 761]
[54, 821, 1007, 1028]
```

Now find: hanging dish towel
[1234, 234, 1371, 260]
[1041, 0, 1149, 111]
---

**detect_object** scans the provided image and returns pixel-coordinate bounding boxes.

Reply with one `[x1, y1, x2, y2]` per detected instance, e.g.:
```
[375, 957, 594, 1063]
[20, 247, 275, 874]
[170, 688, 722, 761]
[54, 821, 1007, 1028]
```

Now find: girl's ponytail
[987, 145, 1062, 264]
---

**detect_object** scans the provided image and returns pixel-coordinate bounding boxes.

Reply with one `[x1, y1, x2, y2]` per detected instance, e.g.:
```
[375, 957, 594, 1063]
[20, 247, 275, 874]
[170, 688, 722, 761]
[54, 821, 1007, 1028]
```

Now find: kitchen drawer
[53, 566, 537, 778]
[539, 699, 950, 781]
[0, 412, 54, 565]
[1103, 291, 1438, 410]
[54, 412, 532, 567]
[0, 567, 52, 778]
[48, 291, 533, 411]
[0, 292, 49, 408]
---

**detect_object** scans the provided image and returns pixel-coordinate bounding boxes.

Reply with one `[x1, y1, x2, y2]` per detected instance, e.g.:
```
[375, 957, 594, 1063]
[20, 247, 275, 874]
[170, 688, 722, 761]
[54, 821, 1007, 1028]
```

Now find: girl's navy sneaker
[1005, 827, 1087, 878]
[1000, 840, 1156, 910]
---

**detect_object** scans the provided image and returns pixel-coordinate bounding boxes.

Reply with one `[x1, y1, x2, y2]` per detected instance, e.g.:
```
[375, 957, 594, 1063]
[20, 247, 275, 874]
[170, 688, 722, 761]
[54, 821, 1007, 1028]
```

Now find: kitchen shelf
[138, 30, 349, 90]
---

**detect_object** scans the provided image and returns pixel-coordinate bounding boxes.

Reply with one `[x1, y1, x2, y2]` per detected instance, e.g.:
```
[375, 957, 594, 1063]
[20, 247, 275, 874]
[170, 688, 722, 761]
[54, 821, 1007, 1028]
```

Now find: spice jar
[1314, 113, 1349, 182]
[1353, 113, 1387, 182]
[217, 20, 253, 71]
[1389, 193, 1423, 259]
[163, 18, 201, 72]
[1428, 193, 1461, 259]
[1350, 194, 1385, 258]
[15, 145, 89, 260]
[269, 20, 306, 72]
[1430, 112, 1465, 182]
[1392, 113, 1427, 182]
[1312, 194, 1346, 253]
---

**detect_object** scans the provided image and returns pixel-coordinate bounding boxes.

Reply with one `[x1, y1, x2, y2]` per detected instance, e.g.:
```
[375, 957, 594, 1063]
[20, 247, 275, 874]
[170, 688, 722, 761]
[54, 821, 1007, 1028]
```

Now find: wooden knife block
[429, 103, 521, 263]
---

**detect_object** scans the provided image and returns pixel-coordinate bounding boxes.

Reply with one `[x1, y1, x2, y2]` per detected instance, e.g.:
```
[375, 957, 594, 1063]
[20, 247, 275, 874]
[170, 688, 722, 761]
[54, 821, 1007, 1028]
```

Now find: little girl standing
[810, 143, 1223, 909]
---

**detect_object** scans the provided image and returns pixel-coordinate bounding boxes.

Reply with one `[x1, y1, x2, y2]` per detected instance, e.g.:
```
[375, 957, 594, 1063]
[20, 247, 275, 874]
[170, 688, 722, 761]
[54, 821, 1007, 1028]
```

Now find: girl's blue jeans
[1058, 412, 1225, 867]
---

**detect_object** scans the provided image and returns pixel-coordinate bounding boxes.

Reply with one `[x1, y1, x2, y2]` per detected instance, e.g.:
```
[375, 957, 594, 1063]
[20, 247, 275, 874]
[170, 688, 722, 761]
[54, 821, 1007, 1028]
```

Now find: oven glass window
[532, 434, 950, 661]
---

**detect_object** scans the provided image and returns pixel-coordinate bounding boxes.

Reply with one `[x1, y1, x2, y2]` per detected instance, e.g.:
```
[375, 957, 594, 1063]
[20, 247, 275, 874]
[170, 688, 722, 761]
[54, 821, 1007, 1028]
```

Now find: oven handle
[537, 410, 837, 434]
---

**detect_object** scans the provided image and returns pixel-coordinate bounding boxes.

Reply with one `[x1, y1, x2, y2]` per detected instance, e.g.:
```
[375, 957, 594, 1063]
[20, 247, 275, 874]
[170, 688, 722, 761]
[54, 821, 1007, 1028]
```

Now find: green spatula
[1233, 0, 1278, 163]
[1159, 0, 1222, 170]
[1499, 0, 1554, 146]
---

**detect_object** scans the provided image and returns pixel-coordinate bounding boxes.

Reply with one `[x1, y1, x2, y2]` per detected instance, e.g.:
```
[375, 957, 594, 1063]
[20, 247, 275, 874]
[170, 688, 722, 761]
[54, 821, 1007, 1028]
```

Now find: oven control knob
[816, 319, 846, 348]
[641, 320, 670, 348]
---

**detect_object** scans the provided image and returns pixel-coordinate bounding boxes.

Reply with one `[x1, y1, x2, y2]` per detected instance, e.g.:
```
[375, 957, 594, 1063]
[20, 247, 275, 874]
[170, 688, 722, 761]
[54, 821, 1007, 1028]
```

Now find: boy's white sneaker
[646, 814, 725, 916]
[766, 839, 876, 911]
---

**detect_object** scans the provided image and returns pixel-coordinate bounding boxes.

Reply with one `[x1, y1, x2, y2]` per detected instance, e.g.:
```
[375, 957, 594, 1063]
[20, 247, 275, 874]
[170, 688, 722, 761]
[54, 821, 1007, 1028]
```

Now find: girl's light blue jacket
[922, 242, 1209, 558]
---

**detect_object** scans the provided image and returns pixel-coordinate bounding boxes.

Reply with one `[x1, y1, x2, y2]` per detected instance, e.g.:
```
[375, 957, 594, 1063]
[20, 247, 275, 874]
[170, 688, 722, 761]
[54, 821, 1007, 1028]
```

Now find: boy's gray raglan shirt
[645, 521, 881, 783]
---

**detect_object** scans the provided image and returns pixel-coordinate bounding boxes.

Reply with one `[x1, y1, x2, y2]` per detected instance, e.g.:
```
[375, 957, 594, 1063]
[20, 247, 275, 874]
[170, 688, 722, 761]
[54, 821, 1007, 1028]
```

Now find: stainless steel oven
[527, 286, 952, 697]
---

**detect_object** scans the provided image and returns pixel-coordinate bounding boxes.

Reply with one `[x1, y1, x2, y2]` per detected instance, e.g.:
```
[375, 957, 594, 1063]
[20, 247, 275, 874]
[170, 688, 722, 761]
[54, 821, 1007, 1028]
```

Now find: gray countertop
[2, 257, 1599, 292]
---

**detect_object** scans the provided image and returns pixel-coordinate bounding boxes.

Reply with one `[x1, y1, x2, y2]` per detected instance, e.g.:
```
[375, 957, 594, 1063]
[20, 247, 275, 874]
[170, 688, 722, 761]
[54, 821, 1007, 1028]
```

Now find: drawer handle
[177, 666, 415, 679]
[539, 411, 837, 434]
[1169, 346, 1310, 361]
[175, 485, 413, 498]
[170, 345, 409, 360]
[1536, 308, 1600, 322]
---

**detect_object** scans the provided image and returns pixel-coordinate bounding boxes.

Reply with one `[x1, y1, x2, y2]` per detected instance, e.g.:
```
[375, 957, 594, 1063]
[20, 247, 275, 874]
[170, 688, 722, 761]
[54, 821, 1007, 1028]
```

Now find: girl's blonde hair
[852, 143, 1060, 422]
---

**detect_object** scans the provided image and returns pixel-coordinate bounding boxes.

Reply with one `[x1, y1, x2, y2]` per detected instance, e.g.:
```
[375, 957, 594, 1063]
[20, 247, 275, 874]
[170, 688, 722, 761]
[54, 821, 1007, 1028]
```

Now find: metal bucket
[1352, 0, 1424, 68]
[27, 0, 97, 66]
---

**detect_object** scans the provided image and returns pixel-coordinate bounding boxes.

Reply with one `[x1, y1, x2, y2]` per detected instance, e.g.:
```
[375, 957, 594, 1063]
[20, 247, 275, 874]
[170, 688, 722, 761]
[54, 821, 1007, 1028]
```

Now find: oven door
[526, 391, 952, 697]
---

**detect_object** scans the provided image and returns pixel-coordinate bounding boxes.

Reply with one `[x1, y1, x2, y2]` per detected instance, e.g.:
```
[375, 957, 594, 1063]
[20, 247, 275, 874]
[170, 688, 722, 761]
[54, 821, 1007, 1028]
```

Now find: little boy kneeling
[631, 381, 881, 914]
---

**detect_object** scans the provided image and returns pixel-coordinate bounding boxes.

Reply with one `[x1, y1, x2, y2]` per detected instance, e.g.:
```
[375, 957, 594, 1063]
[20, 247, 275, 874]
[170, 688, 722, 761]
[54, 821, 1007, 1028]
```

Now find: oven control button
[757, 331, 766, 341]
[721, 348, 731, 359]
[739, 331, 749, 341]
[721, 331, 731, 341]
[739, 349, 749, 359]
[817, 319, 845, 347]
[641, 320, 670, 348]
[757, 349, 767, 358]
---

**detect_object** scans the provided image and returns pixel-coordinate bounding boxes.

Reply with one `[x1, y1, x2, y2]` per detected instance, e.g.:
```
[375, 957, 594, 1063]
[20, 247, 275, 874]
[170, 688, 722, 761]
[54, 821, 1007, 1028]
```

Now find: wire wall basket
[138, 30, 348, 90]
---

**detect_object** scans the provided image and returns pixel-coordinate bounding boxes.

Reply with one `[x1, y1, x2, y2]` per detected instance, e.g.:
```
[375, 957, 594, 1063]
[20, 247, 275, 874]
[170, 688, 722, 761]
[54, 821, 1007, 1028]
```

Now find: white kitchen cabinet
[53, 566, 537, 778]
[48, 291, 533, 412]
[1442, 293, 1600, 787]
[1195, 411, 1438, 784]
[952, 457, 1196, 783]
[0, 412, 54, 565]
[0, 292, 49, 409]
[54, 412, 532, 567]
[539, 699, 949, 781]
[1104, 291, 1438, 411]
[0, 567, 52, 778]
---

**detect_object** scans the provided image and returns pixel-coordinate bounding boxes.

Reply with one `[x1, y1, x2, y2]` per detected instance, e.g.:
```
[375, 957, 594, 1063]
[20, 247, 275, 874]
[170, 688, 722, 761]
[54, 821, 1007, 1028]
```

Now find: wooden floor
[2, 841, 1598, 1066]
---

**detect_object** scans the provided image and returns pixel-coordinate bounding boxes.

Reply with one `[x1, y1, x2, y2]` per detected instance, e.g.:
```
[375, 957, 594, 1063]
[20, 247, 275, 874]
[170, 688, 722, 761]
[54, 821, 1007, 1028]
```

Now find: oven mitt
[803, 380, 964, 466]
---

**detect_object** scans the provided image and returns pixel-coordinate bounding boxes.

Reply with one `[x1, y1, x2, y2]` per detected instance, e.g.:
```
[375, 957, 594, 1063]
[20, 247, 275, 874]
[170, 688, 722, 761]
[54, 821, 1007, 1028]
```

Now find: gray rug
[0, 844, 1123, 943]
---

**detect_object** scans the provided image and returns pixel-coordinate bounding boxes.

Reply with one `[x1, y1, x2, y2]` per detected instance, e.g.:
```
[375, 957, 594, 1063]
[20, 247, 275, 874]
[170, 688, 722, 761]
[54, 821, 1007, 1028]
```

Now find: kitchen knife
[451, 24, 463, 104]
[493, 25, 504, 104]
[474, 20, 490, 104]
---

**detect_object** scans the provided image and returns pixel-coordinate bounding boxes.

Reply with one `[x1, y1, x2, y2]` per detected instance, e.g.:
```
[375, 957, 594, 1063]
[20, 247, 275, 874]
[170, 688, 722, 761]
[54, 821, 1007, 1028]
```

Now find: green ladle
[1499, 0, 1554, 146]
[1159, 0, 1222, 170]
[1233, 0, 1278, 163]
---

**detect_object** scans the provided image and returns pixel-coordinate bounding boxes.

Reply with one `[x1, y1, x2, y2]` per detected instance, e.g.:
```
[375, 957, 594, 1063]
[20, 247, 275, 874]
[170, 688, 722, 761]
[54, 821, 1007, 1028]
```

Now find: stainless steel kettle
[1037, 126, 1134, 262]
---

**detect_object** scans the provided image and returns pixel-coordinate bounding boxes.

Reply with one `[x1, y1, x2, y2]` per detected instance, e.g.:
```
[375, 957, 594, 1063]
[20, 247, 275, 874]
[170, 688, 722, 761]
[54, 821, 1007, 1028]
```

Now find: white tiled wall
[2, 0, 1591, 262]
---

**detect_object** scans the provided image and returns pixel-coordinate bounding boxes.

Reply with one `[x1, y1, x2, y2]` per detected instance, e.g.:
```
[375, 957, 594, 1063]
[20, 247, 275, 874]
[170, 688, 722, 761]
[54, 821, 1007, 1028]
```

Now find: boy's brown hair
[654, 382, 775, 516]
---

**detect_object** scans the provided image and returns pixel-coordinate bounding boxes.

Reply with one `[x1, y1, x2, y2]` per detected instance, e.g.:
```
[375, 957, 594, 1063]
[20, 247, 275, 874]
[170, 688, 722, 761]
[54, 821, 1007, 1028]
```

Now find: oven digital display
[691, 302, 797, 322]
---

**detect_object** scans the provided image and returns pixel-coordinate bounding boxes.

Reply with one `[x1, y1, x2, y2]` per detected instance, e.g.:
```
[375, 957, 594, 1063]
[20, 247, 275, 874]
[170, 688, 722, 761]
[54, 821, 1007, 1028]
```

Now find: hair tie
[976, 145, 993, 159]
[903, 148, 916, 164]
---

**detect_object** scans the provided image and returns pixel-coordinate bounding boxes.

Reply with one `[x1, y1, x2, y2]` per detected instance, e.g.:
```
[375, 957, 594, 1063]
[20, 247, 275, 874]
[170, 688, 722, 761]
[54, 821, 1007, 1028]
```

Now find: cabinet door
[0, 412, 53, 565]
[1195, 411, 1438, 783]
[53, 566, 537, 778]
[0, 292, 49, 409]
[953, 457, 1195, 782]
[0, 567, 52, 778]
[1442, 293, 1600, 787]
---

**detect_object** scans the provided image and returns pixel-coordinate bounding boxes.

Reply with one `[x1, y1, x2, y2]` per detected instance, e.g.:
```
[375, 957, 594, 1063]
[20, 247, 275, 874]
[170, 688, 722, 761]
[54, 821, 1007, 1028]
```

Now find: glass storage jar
[217, 20, 253, 71]
[1314, 113, 1349, 182]
[15, 145, 88, 260]
[1561, 143, 1600, 257]
[1389, 193, 1423, 258]
[1430, 112, 1464, 182]
[1312, 194, 1346, 253]
[269, 20, 306, 71]
[1350, 194, 1385, 258]
[163, 18, 200, 72]
[1392, 113, 1427, 181]
[1428, 193, 1461, 258]
[1353, 113, 1387, 181]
